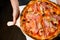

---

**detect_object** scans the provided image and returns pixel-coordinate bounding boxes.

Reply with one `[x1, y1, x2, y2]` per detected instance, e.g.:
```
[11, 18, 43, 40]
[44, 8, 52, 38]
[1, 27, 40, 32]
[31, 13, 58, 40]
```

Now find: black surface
[0, 25, 26, 40]
[19, 0, 30, 6]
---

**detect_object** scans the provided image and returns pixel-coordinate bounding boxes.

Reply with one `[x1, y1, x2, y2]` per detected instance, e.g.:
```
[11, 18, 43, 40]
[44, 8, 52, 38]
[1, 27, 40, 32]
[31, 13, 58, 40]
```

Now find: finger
[13, 17, 16, 25]
[7, 21, 14, 26]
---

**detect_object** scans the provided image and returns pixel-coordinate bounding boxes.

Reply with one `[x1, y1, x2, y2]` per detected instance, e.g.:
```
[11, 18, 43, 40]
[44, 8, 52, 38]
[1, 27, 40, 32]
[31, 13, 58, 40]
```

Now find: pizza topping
[51, 17, 58, 24]
[38, 23, 42, 29]
[39, 29, 44, 35]
[45, 28, 50, 36]
[26, 19, 38, 34]
[37, 2, 41, 11]
[45, 16, 51, 21]
[26, 23, 31, 31]
[50, 22, 57, 30]
[22, 19, 26, 22]
[28, 7, 32, 12]
[41, 2, 50, 10]
[45, 2, 48, 4]
[26, 12, 34, 20]
[52, 15, 60, 21]
[49, 21, 57, 30]
[32, 4, 37, 12]
[54, 23, 57, 27]
[40, 5, 44, 14]
[27, 21, 30, 23]
[50, 27, 55, 32]
[31, 27, 38, 34]
[43, 18, 50, 27]
[50, 22, 53, 28]
[42, 13, 45, 16]
[58, 14, 60, 16]
[28, 11, 33, 14]
[53, 12, 56, 15]
[41, 2, 47, 8]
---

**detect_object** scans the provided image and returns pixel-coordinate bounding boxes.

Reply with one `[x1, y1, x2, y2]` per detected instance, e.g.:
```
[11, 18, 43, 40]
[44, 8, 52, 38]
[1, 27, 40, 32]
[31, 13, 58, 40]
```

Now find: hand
[7, 0, 19, 26]
[7, 9, 20, 26]
[13, 9, 20, 25]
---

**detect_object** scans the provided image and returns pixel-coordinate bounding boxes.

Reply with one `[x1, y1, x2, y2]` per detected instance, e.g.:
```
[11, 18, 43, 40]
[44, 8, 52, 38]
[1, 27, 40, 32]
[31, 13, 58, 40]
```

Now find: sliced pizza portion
[20, 0, 60, 40]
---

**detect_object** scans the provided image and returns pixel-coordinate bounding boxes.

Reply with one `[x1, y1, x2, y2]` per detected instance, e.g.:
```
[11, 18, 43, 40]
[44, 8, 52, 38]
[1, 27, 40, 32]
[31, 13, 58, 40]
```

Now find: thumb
[7, 17, 16, 26]
[7, 21, 14, 26]
[12, 10, 20, 25]
[13, 17, 16, 25]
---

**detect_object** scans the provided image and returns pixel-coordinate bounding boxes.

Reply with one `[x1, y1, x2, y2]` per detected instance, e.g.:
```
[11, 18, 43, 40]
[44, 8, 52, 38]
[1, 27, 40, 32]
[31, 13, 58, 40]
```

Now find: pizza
[20, 0, 60, 40]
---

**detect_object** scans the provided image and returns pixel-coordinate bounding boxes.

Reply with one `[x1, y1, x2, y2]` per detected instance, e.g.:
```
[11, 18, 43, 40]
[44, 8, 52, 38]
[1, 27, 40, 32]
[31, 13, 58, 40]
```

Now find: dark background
[0, 0, 60, 40]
